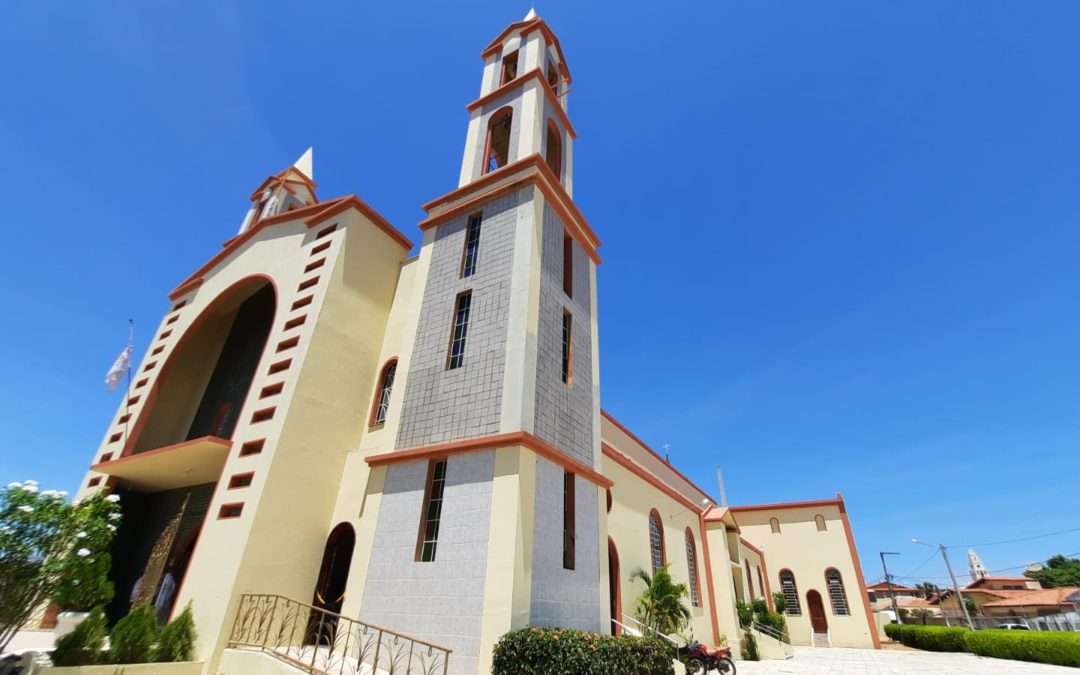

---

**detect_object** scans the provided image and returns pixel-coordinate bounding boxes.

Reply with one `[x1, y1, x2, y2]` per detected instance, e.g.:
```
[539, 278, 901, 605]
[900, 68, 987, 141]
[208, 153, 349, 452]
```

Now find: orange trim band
[304, 194, 413, 250]
[837, 494, 881, 649]
[727, 497, 844, 513]
[92, 435, 229, 471]
[466, 70, 577, 140]
[480, 18, 573, 84]
[366, 431, 612, 488]
[601, 442, 701, 513]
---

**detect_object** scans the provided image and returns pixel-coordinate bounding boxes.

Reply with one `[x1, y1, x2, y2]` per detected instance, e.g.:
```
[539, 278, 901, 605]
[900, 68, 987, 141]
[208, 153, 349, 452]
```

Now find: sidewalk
[735, 646, 1076, 674]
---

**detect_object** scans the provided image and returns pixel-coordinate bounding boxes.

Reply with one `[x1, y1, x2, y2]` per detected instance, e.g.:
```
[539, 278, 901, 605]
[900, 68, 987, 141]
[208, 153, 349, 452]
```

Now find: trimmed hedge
[965, 630, 1080, 668]
[492, 627, 675, 674]
[883, 622, 901, 642]
[897, 625, 970, 652]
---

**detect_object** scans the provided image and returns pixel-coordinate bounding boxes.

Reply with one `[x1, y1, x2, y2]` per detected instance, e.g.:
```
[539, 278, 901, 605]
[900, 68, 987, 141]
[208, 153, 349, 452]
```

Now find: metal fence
[228, 593, 452, 675]
[921, 610, 1080, 632]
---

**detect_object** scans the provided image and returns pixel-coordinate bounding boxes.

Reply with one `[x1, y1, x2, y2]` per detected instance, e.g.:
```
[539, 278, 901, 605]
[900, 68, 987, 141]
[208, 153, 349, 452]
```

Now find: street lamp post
[913, 539, 974, 630]
[879, 552, 900, 624]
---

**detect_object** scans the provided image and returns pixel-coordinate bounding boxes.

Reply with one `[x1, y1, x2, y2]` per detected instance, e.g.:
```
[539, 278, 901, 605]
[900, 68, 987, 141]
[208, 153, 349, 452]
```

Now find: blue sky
[2, 1, 1079, 588]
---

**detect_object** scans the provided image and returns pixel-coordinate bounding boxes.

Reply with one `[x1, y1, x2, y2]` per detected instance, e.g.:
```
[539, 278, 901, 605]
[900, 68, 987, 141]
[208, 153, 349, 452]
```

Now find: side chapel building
[76, 12, 878, 674]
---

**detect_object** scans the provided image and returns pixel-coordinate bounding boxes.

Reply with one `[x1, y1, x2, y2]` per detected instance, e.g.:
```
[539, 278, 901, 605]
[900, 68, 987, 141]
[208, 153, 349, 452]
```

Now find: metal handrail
[750, 621, 790, 644]
[228, 593, 452, 675]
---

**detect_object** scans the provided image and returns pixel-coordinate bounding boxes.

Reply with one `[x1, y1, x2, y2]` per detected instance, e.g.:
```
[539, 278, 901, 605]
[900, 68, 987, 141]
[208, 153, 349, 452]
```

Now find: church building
[76, 12, 878, 674]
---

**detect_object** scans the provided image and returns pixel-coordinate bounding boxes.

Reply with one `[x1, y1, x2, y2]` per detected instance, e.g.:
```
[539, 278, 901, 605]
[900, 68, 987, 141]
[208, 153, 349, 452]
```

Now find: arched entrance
[807, 589, 828, 633]
[608, 538, 621, 635]
[305, 523, 356, 645]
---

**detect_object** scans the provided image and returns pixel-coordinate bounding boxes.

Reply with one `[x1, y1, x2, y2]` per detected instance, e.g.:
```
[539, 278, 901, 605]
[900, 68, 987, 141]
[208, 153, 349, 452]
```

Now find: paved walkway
[735, 646, 1076, 674]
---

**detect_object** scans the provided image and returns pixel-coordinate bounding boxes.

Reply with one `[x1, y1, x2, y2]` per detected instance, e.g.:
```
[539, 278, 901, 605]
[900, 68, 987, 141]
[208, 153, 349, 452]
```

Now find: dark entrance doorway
[807, 589, 828, 633]
[305, 523, 355, 645]
[608, 538, 621, 634]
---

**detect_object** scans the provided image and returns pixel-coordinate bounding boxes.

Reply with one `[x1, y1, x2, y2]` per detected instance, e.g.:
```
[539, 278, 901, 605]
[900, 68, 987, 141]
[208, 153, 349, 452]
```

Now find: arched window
[779, 569, 801, 615]
[369, 359, 397, 426]
[757, 567, 765, 604]
[825, 568, 850, 615]
[648, 509, 665, 575]
[815, 514, 827, 531]
[770, 517, 781, 534]
[684, 529, 701, 607]
[744, 559, 755, 599]
[483, 107, 513, 174]
[545, 120, 562, 179]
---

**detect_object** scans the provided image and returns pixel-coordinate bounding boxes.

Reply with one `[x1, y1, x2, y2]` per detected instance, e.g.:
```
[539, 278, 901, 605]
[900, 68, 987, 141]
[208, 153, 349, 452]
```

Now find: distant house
[980, 587, 1080, 617]
[865, 581, 924, 604]
[966, 576, 1041, 591]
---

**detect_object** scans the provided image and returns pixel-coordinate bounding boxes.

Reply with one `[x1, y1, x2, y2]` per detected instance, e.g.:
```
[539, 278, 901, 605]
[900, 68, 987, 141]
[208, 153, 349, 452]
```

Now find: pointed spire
[293, 147, 313, 181]
[524, 7, 537, 20]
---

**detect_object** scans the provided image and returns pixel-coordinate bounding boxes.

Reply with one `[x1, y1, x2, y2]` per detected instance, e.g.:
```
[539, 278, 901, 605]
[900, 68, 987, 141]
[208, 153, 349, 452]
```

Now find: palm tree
[630, 563, 691, 636]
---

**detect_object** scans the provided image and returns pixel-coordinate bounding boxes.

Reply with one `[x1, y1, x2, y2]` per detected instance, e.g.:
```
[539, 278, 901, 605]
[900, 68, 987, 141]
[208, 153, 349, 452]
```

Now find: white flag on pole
[105, 344, 132, 391]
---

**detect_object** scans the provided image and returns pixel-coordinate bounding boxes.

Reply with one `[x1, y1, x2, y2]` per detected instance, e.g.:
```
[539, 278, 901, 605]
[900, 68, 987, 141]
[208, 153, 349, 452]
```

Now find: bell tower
[358, 12, 608, 674]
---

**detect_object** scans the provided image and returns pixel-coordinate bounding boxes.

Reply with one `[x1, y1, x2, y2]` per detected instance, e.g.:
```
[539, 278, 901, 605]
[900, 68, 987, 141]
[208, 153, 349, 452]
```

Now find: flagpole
[124, 319, 134, 447]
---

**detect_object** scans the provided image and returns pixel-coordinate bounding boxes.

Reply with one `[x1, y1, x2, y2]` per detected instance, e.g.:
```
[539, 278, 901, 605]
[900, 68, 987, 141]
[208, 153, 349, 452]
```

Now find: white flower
[72, 579, 81, 586]
[21, 484, 38, 493]
[105, 494, 120, 503]
[41, 490, 57, 497]
[75, 531, 87, 539]
[76, 548, 90, 557]
[106, 524, 117, 532]
[17, 505, 33, 513]
[56, 491, 68, 498]
[108, 513, 121, 521]
[7, 482, 21, 489]
[24, 480, 38, 486]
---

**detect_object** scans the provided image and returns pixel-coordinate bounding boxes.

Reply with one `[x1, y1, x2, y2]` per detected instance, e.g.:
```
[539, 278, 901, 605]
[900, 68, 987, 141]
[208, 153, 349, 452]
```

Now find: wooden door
[807, 590, 828, 632]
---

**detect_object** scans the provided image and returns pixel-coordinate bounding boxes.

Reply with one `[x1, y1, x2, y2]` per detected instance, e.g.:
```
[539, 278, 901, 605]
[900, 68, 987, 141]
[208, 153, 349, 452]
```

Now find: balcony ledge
[92, 436, 231, 491]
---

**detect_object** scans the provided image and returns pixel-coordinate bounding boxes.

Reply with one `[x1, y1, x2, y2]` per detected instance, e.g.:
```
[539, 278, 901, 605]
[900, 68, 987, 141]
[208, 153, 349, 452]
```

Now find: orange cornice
[466, 69, 577, 140]
[365, 431, 613, 488]
[601, 442, 701, 513]
[727, 497, 844, 513]
[838, 496, 882, 649]
[250, 166, 319, 200]
[304, 195, 413, 250]
[418, 154, 601, 264]
[739, 537, 764, 557]
[168, 194, 410, 300]
[601, 409, 716, 504]
[480, 18, 572, 84]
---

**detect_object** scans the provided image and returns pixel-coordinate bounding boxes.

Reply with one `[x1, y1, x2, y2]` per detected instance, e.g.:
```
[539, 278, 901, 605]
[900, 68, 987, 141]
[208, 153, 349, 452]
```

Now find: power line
[949, 526, 1080, 550]
[888, 551, 1080, 582]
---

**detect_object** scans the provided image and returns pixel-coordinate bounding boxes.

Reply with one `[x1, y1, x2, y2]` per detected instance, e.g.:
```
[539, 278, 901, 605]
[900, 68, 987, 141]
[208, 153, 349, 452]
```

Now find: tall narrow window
[561, 311, 573, 386]
[563, 472, 575, 570]
[484, 108, 513, 174]
[446, 292, 472, 370]
[461, 214, 482, 278]
[780, 569, 801, 615]
[757, 567, 766, 604]
[370, 359, 397, 426]
[770, 517, 781, 534]
[545, 120, 562, 179]
[815, 514, 827, 531]
[416, 459, 447, 562]
[547, 62, 559, 88]
[500, 51, 519, 85]
[685, 529, 701, 607]
[825, 568, 850, 615]
[745, 559, 755, 599]
[562, 232, 573, 297]
[648, 509, 665, 575]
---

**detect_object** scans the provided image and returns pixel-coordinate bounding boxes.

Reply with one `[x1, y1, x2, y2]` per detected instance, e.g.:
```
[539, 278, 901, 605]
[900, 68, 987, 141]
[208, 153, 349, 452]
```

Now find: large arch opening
[131, 277, 276, 454]
[483, 107, 513, 174]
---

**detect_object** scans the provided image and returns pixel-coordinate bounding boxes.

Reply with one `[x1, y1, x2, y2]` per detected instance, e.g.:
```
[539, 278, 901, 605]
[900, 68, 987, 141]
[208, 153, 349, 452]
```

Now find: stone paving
[735, 646, 1076, 674]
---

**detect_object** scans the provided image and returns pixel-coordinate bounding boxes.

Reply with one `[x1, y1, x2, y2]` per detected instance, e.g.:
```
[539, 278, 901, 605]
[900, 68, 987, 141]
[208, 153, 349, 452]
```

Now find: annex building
[76, 12, 879, 674]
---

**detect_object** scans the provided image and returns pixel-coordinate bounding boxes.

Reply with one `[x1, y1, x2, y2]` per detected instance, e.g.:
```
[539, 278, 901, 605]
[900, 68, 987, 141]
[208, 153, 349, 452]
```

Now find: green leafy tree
[155, 603, 197, 663]
[963, 596, 979, 618]
[51, 606, 108, 666]
[0, 481, 121, 652]
[772, 591, 787, 615]
[918, 582, 941, 600]
[630, 563, 691, 636]
[1026, 555, 1080, 589]
[910, 608, 934, 625]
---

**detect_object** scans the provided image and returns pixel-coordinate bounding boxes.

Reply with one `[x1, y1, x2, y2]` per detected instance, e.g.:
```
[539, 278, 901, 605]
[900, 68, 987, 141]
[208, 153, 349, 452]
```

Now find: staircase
[811, 630, 830, 648]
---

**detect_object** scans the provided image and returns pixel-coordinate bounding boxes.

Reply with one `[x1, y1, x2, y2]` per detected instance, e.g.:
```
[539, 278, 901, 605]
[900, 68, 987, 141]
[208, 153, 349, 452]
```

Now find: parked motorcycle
[677, 640, 736, 674]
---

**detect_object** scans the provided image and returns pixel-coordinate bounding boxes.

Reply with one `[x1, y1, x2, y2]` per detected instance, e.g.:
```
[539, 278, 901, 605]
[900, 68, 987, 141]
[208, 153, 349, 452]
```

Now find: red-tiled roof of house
[866, 581, 920, 592]
[982, 587, 1080, 608]
[966, 576, 1035, 588]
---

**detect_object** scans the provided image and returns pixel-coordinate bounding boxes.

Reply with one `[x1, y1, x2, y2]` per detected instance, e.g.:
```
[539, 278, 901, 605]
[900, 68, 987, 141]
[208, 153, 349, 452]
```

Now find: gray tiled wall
[532, 202, 595, 467]
[529, 457, 602, 630]
[395, 190, 522, 449]
[360, 452, 495, 675]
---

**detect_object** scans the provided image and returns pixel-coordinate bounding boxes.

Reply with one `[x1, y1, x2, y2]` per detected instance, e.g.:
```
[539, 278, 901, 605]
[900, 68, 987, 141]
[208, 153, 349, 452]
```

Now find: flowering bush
[0, 480, 121, 652]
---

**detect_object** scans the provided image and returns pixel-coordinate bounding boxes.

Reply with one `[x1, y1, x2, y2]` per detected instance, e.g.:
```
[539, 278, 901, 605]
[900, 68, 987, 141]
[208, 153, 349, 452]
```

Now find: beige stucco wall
[732, 504, 877, 649]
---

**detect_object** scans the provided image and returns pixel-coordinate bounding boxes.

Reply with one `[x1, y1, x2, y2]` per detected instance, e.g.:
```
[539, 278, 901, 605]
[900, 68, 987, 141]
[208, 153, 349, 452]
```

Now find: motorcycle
[677, 640, 736, 674]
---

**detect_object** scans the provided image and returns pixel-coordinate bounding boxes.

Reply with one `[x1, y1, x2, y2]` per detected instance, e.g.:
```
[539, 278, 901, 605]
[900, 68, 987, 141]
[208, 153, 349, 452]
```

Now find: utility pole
[879, 552, 900, 624]
[914, 539, 974, 630]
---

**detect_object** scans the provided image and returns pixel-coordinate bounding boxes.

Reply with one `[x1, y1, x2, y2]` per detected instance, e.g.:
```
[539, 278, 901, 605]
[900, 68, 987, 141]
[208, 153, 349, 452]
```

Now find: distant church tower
[968, 548, 989, 582]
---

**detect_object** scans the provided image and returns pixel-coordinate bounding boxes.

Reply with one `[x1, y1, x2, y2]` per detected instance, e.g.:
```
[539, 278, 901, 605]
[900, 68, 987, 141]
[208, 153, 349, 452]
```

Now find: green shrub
[883, 622, 901, 641]
[51, 607, 108, 666]
[155, 603, 197, 662]
[109, 603, 158, 664]
[740, 632, 759, 661]
[896, 625, 969, 652]
[492, 626, 674, 674]
[964, 630, 1080, 668]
